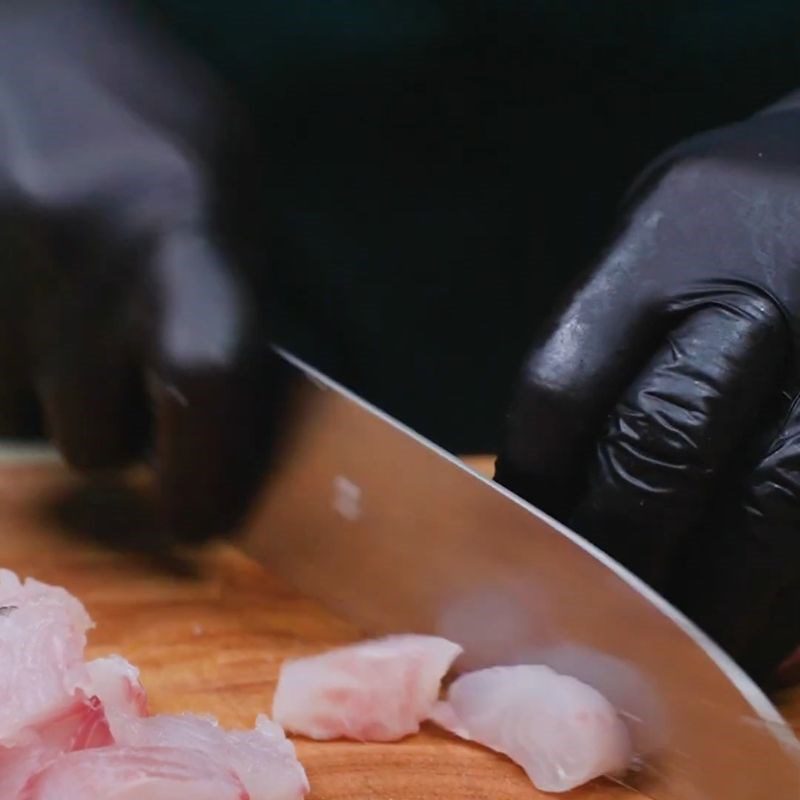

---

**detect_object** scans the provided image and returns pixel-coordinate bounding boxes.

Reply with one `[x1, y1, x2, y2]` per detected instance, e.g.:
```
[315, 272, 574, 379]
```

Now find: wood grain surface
[0, 457, 797, 799]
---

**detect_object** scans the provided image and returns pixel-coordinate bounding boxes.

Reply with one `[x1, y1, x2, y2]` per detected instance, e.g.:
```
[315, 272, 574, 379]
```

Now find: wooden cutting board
[0, 457, 797, 799]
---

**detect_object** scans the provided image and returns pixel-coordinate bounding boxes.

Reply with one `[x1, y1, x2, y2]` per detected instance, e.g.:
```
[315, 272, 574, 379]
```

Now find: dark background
[145, 0, 800, 453]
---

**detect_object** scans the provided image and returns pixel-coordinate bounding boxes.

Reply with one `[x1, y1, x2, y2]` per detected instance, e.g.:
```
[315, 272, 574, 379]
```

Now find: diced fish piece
[272, 635, 463, 741]
[0, 571, 91, 632]
[18, 746, 249, 800]
[0, 693, 113, 798]
[84, 657, 149, 719]
[112, 712, 309, 800]
[0, 571, 93, 746]
[431, 665, 633, 793]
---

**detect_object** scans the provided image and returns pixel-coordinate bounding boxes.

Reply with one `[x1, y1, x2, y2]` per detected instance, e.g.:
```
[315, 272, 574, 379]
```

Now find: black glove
[0, 0, 278, 539]
[496, 93, 800, 683]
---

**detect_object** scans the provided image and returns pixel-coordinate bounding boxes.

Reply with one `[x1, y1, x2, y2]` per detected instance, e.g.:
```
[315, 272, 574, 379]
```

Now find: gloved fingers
[0, 226, 42, 437]
[31, 276, 146, 470]
[0, 325, 40, 438]
[143, 228, 281, 541]
[494, 231, 667, 519]
[568, 292, 787, 587]
[672, 393, 800, 682]
[36, 357, 145, 471]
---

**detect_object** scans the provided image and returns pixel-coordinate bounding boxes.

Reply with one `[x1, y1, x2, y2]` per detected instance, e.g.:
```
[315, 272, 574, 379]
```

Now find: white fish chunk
[18, 746, 249, 800]
[272, 635, 463, 741]
[84, 657, 149, 719]
[431, 665, 633, 793]
[0, 570, 93, 746]
[112, 712, 309, 800]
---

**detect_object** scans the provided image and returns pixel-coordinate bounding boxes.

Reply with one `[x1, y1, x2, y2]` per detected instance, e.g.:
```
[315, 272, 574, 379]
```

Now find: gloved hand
[496, 92, 800, 683]
[0, 0, 278, 540]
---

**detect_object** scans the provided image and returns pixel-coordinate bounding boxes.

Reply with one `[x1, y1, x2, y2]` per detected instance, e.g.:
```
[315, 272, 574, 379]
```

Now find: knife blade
[241, 350, 800, 799]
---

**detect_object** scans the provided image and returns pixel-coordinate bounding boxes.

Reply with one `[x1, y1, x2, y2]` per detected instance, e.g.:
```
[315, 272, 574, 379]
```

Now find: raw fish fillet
[431, 665, 633, 793]
[272, 635, 462, 741]
[84, 657, 149, 719]
[112, 712, 309, 800]
[19, 746, 249, 800]
[0, 570, 308, 798]
[0, 694, 112, 798]
[0, 570, 93, 746]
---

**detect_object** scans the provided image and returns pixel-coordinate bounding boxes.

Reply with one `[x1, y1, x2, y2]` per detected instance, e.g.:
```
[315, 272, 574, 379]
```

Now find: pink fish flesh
[0, 570, 309, 799]
[430, 664, 633, 792]
[272, 634, 463, 741]
[18, 746, 249, 800]
[0, 694, 113, 798]
[0, 570, 93, 746]
[111, 712, 309, 800]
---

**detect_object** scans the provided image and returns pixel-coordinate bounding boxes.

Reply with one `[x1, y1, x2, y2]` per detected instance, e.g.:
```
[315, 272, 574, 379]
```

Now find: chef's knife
[241, 350, 800, 799]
